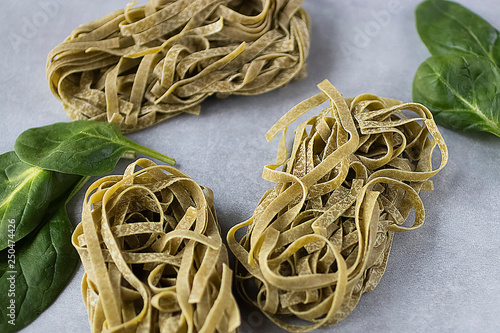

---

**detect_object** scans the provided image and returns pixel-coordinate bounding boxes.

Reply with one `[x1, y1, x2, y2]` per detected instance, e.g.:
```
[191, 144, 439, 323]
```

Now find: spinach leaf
[413, 54, 500, 136]
[0, 152, 81, 250]
[413, 0, 500, 137]
[15, 120, 176, 176]
[416, 0, 500, 67]
[0, 205, 79, 333]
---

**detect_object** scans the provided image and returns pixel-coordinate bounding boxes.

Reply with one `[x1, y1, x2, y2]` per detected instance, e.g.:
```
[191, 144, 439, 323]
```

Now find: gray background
[1, 0, 499, 332]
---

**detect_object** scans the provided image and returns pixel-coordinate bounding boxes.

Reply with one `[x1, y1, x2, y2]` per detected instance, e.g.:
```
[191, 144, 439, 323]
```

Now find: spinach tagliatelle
[227, 80, 448, 332]
[72, 158, 240, 332]
[47, 0, 310, 132]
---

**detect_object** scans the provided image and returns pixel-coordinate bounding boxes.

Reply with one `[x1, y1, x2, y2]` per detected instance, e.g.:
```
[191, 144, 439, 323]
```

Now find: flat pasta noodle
[47, 0, 310, 133]
[72, 158, 240, 332]
[227, 79, 448, 332]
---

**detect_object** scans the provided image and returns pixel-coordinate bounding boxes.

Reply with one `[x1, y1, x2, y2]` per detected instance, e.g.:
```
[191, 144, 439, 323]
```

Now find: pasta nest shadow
[72, 158, 240, 332]
[47, 0, 311, 132]
[227, 80, 448, 332]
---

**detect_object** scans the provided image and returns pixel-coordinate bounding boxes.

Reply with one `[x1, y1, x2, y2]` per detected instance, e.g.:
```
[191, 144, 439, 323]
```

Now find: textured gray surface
[0, 0, 499, 332]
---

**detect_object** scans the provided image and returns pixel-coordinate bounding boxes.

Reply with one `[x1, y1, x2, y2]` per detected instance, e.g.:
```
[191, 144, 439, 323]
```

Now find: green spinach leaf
[416, 0, 500, 66]
[0, 205, 79, 333]
[413, 0, 500, 137]
[0, 152, 81, 250]
[15, 120, 176, 176]
[413, 54, 500, 136]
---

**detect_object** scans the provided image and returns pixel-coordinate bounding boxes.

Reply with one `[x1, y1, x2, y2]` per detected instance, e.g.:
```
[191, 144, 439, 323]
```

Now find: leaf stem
[66, 176, 91, 204]
[122, 137, 176, 166]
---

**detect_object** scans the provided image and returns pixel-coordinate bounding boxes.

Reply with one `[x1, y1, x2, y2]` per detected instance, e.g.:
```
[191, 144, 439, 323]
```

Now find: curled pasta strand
[228, 79, 448, 331]
[47, 0, 311, 132]
[73, 158, 240, 332]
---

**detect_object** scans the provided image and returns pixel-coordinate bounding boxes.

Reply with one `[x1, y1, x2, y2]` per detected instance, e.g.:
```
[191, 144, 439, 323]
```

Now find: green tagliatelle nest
[72, 159, 240, 332]
[227, 80, 448, 332]
[47, 0, 310, 133]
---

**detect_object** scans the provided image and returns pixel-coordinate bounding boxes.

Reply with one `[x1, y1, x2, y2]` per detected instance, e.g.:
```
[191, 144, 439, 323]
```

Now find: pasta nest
[72, 159, 240, 332]
[47, 0, 311, 132]
[227, 80, 448, 332]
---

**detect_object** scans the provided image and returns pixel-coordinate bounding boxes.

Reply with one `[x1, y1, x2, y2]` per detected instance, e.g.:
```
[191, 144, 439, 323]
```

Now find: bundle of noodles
[72, 158, 240, 332]
[47, 0, 310, 133]
[227, 80, 448, 332]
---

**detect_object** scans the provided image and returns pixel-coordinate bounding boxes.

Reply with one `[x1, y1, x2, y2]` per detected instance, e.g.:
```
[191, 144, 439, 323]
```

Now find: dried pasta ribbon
[72, 158, 240, 332]
[47, 0, 310, 133]
[227, 79, 448, 332]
